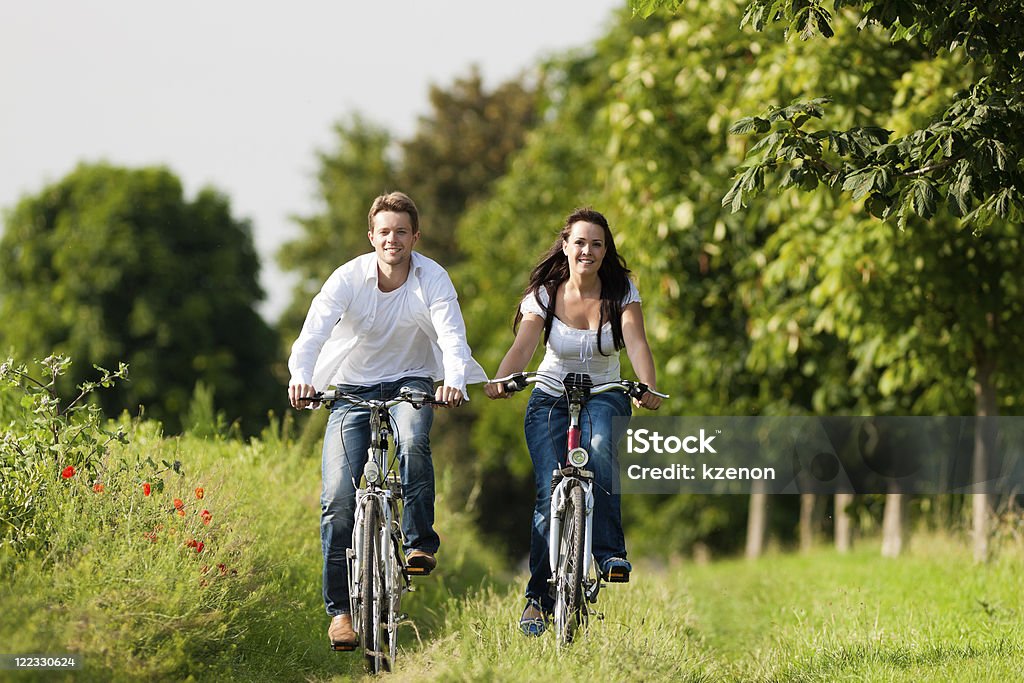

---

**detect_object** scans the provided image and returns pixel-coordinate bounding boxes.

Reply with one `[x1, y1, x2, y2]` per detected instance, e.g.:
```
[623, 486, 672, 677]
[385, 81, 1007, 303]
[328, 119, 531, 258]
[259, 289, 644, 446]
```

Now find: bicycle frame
[489, 371, 668, 644]
[548, 380, 597, 590]
[310, 387, 442, 672]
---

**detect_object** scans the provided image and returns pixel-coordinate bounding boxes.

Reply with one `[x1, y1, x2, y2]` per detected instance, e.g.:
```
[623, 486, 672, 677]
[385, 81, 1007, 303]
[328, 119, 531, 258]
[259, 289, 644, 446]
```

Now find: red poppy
[142, 482, 151, 496]
[200, 509, 212, 525]
[195, 541, 205, 553]
[177, 509, 185, 517]
[195, 487, 205, 499]
[93, 483, 105, 493]
[173, 498, 184, 510]
[61, 466, 75, 479]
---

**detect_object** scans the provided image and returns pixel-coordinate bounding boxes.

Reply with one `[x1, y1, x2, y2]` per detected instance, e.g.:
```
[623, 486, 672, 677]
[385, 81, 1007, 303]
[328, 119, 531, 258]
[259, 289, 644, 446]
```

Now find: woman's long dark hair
[513, 208, 632, 355]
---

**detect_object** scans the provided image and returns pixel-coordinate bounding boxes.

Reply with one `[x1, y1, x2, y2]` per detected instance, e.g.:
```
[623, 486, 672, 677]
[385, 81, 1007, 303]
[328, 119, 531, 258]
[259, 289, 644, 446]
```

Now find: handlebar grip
[504, 373, 529, 393]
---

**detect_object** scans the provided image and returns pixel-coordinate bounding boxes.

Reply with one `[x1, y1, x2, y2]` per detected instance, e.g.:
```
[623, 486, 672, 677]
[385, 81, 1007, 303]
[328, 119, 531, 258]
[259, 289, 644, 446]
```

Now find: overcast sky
[1, 0, 625, 320]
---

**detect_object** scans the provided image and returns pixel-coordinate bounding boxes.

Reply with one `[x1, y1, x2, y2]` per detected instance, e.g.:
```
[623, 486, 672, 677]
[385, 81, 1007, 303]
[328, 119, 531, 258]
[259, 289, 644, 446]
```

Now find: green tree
[0, 163, 282, 433]
[276, 115, 399, 337]
[705, 1, 1021, 229]
[398, 66, 539, 264]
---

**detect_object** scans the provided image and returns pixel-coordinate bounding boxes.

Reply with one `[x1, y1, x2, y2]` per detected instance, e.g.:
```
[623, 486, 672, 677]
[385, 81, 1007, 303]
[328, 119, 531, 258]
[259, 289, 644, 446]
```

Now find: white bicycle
[489, 372, 668, 645]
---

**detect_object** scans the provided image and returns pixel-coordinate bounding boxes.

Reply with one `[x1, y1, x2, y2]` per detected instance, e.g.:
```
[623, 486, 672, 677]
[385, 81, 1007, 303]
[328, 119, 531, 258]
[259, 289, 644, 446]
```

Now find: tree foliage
[633, 0, 1024, 229]
[399, 66, 539, 264]
[276, 115, 400, 336]
[0, 163, 283, 433]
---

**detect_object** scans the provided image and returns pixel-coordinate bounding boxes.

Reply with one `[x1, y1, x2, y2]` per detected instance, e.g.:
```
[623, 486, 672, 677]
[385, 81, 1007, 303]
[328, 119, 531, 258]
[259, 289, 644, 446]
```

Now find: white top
[288, 251, 488, 393]
[520, 282, 641, 396]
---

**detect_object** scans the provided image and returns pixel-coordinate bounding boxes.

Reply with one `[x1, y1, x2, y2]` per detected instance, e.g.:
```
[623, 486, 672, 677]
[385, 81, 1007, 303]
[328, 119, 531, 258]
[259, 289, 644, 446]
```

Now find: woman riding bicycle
[484, 207, 662, 636]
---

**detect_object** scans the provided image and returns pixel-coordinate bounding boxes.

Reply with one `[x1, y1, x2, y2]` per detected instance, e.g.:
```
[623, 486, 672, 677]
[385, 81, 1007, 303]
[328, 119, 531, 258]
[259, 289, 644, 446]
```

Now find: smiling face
[562, 220, 607, 277]
[368, 210, 419, 267]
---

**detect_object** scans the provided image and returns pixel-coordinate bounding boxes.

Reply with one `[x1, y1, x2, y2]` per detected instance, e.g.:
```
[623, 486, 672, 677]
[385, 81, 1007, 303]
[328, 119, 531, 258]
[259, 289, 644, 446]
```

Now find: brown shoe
[405, 549, 436, 575]
[328, 614, 357, 651]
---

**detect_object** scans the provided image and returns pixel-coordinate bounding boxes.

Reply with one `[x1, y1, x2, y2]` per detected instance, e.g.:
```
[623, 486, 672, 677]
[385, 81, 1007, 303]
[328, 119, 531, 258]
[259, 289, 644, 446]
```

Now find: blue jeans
[320, 376, 439, 616]
[523, 388, 631, 610]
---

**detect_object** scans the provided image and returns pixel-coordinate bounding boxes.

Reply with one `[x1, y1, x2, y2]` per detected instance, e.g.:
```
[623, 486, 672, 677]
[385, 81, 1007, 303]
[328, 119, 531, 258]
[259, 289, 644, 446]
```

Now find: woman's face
[562, 221, 607, 277]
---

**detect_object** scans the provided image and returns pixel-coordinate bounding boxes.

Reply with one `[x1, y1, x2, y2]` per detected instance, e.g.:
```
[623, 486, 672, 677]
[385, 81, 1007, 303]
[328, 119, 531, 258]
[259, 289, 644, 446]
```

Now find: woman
[484, 208, 662, 636]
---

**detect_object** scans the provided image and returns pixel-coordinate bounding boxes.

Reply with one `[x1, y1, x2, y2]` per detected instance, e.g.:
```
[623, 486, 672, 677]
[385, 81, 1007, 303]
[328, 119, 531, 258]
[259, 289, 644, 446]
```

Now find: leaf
[729, 117, 771, 135]
[841, 168, 876, 200]
[909, 177, 939, 218]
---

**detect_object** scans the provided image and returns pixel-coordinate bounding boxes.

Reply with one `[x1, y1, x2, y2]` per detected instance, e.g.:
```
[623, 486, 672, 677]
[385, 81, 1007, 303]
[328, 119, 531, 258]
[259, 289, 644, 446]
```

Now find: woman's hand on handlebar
[634, 389, 662, 411]
[289, 382, 319, 410]
[484, 381, 510, 400]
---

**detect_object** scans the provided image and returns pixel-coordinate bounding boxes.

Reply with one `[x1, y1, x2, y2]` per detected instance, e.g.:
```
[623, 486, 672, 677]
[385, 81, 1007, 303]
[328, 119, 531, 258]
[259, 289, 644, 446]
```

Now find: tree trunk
[972, 352, 998, 563]
[880, 490, 906, 558]
[834, 492, 854, 553]
[799, 493, 817, 552]
[746, 482, 768, 559]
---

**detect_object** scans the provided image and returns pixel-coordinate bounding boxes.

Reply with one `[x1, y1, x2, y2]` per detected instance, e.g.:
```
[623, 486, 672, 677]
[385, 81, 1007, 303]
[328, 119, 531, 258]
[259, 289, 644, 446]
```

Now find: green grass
[2, 423, 1023, 682]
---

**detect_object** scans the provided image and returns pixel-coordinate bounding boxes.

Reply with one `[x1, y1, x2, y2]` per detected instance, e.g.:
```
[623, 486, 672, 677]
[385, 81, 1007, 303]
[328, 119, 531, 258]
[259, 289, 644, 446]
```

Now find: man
[287, 191, 486, 650]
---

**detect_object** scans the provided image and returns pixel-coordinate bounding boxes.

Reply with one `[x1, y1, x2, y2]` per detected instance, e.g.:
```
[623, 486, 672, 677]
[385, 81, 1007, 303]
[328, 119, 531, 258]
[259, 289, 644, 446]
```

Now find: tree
[0, 163, 283, 433]
[276, 115, 399, 337]
[399, 66, 539, 264]
[632, 0, 1024, 229]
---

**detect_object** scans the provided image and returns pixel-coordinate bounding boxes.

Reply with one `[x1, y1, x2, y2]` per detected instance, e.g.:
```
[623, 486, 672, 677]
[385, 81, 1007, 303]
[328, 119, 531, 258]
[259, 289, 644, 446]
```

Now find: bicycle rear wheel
[360, 499, 390, 673]
[553, 483, 586, 645]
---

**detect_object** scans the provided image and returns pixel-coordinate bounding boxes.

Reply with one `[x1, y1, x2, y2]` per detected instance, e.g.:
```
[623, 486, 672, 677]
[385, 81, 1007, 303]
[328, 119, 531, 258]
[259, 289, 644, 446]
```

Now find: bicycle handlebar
[296, 387, 448, 409]
[488, 372, 669, 400]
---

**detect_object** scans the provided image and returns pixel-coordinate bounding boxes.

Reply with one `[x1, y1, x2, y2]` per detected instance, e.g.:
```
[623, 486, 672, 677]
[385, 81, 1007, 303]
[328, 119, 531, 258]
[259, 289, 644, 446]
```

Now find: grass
[2, 421, 1023, 682]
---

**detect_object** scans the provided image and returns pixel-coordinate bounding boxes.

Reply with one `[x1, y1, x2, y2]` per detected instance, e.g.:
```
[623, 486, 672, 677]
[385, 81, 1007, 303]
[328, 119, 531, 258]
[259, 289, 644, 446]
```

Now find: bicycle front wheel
[553, 483, 586, 646]
[359, 498, 390, 673]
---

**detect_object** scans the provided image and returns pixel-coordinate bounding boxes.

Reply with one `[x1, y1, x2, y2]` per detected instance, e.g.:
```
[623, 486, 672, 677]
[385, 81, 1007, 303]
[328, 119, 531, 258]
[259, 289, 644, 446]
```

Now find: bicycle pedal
[404, 565, 431, 576]
[331, 642, 357, 652]
[604, 569, 630, 583]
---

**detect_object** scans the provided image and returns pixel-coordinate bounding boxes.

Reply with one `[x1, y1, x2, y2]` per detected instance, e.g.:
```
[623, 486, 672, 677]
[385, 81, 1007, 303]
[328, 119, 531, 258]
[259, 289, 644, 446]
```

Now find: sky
[0, 0, 626, 321]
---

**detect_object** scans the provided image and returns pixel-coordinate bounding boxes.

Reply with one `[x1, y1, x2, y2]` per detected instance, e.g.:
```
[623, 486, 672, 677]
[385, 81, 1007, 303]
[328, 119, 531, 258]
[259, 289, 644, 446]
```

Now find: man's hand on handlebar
[435, 385, 465, 407]
[289, 383, 319, 410]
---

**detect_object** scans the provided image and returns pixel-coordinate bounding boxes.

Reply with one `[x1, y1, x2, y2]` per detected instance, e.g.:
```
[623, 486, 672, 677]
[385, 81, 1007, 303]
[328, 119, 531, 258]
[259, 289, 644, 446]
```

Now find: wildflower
[177, 509, 186, 517]
[173, 498, 184, 510]
[195, 541, 205, 553]
[200, 509, 212, 525]
[217, 563, 227, 575]
[195, 487, 205, 499]
[143, 532, 158, 543]
[61, 466, 75, 479]
[93, 483, 105, 493]
[142, 482, 151, 496]
[186, 539, 198, 548]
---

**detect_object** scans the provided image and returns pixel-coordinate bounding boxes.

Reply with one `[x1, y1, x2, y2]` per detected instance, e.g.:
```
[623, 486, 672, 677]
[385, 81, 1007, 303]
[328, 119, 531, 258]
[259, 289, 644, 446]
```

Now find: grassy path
[3, 426, 1022, 681]
[386, 539, 1024, 682]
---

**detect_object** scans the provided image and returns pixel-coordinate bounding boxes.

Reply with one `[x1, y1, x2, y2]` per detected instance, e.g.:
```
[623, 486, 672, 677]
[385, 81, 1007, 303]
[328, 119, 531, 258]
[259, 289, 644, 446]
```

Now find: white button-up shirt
[288, 251, 487, 394]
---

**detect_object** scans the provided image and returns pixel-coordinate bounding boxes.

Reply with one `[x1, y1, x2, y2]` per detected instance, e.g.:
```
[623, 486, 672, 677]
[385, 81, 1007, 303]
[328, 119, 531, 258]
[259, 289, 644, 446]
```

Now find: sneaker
[519, 598, 546, 637]
[405, 549, 436, 575]
[328, 613, 357, 651]
[601, 557, 632, 583]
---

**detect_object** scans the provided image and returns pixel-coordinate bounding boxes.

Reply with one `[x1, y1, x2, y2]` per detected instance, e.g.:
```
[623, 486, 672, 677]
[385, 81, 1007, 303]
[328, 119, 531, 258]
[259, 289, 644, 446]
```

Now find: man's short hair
[368, 192, 420, 233]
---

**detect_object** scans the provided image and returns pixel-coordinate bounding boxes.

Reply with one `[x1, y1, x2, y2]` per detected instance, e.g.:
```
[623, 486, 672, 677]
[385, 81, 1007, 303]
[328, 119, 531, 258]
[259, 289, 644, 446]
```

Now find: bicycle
[489, 371, 668, 646]
[304, 387, 446, 673]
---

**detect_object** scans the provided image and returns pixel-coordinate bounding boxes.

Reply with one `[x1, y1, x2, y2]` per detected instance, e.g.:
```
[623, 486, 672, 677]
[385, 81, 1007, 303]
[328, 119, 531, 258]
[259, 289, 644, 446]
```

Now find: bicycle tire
[360, 499, 389, 673]
[554, 483, 586, 645]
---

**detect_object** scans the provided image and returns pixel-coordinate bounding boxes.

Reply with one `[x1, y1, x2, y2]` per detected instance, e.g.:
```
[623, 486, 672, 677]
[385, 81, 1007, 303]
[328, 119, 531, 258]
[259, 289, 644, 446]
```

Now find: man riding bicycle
[287, 191, 487, 651]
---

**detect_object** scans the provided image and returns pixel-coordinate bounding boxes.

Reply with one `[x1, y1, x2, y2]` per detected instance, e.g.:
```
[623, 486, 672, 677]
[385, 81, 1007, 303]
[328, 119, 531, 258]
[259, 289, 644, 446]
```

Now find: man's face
[368, 210, 419, 267]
